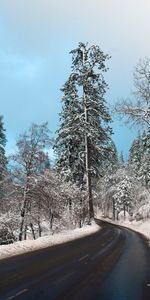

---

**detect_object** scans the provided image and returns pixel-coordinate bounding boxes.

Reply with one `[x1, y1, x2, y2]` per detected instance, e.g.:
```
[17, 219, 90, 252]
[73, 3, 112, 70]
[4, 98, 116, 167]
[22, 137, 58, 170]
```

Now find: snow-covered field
[0, 222, 100, 261]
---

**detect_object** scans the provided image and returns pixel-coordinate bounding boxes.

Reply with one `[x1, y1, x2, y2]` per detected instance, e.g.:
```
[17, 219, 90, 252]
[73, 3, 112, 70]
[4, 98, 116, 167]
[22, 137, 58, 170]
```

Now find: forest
[0, 43, 150, 245]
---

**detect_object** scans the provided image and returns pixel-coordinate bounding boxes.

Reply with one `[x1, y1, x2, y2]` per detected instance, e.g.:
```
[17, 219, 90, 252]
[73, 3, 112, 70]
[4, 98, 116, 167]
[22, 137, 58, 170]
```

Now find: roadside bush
[0, 228, 16, 245]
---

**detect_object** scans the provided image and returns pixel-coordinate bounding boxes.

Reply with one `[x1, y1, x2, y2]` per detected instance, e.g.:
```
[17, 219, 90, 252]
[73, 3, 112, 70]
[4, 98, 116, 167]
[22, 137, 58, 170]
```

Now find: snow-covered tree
[138, 128, 150, 188]
[128, 132, 142, 177]
[128, 128, 150, 188]
[54, 42, 112, 220]
[138, 151, 150, 188]
[115, 57, 150, 127]
[10, 123, 51, 241]
[94, 141, 119, 218]
[0, 115, 7, 211]
[19, 169, 88, 237]
[96, 164, 137, 220]
[0, 116, 7, 179]
[0, 176, 21, 243]
[55, 78, 84, 184]
[113, 174, 133, 219]
[119, 151, 125, 168]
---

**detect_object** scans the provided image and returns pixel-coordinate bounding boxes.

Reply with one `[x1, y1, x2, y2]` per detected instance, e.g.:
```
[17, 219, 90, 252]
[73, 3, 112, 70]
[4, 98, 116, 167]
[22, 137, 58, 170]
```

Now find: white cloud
[0, 0, 150, 58]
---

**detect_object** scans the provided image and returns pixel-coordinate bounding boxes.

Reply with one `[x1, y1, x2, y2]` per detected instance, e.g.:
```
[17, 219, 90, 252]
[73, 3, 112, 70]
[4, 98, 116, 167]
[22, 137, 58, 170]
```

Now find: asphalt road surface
[0, 219, 150, 300]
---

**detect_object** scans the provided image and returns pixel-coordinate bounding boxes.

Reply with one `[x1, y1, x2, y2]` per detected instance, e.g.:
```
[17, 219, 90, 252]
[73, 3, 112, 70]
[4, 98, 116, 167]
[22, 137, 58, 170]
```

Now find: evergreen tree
[102, 140, 119, 175]
[140, 131, 147, 157]
[55, 78, 84, 184]
[128, 131, 142, 177]
[54, 42, 112, 220]
[138, 150, 150, 188]
[128, 128, 150, 188]
[119, 151, 125, 168]
[98, 140, 119, 219]
[138, 127, 150, 188]
[0, 115, 7, 202]
[112, 173, 133, 219]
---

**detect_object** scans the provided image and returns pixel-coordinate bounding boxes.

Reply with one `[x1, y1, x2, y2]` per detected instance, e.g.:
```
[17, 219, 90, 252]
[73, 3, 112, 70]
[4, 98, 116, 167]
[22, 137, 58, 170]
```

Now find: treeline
[0, 43, 150, 244]
[0, 122, 88, 244]
[128, 129, 150, 188]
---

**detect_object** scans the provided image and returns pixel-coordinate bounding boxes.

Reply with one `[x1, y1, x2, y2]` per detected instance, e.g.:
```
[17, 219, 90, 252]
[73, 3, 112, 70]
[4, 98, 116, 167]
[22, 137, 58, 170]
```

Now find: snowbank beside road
[100, 216, 150, 244]
[120, 219, 150, 240]
[0, 222, 100, 261]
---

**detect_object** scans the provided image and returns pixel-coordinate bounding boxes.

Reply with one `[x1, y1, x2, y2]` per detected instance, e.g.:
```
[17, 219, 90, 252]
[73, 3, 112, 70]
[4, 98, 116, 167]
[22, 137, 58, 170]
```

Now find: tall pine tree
[128, 131, 142, 177]
[0, 116, 7, 179]
[128, 129, 150, 188]
[138, 127, 150, 188]
[0, 115, 7, 204]
[54, 43, 112, 220]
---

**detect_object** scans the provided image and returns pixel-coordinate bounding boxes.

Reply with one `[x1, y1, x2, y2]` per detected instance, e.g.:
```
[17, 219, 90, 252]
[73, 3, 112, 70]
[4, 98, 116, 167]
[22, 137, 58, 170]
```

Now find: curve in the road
[0, 219, 150, 300]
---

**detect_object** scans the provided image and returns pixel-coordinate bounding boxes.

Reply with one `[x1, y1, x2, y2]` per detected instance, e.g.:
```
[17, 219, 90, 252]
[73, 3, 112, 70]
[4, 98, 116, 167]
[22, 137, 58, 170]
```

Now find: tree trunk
[19, 197, 26, 241]
[30, 223, 36, 240]
[112, 199, 115, 220]
[124, 205, 126, 220]
[78, 220, 82, 228]
[24, 225, 27, 240]
[38, 218, 42, 237]
[117, 211, 119, 221]
[38, 201, 42, 237]
[50, 209, 54, 230]
[84, 121, 94, 220]
[83, 73, 94, 220]
[69, 198, 72, 212]
[87, 163, 94, 220]
[19, 181, 29, 241]
[79, 196, 83, 228]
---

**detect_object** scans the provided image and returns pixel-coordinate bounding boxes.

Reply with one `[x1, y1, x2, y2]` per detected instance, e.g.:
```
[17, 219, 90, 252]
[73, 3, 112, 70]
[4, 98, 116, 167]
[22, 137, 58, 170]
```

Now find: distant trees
[54, 42, 112, 221]
[96, 159, 142, 221]
[112, 173, 134, 220]
[128, 129, 150, 188]
[128, 131, 142, 177]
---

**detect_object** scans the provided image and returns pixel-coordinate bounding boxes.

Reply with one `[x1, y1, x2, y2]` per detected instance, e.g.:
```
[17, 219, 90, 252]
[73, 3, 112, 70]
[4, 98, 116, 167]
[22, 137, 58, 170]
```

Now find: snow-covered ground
[119, 219, 150, 240]
[101, 215, 150, 243]
[0, 222, 100, 261]
[112, 211, 150, 241]
[97, 209, 150, 241]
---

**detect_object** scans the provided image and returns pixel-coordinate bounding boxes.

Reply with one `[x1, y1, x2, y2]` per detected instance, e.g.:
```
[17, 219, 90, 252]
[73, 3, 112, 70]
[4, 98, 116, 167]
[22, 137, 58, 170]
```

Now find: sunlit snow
[0, 222, 100, 261]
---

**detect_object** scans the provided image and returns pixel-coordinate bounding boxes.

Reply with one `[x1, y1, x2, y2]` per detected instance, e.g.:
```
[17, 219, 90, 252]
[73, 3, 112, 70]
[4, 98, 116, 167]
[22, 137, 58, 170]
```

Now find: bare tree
[29, 170, 65, 234]
[10, 123, 51, 241]
[30, 170, 87, 233]
[115, 57, 150, 127]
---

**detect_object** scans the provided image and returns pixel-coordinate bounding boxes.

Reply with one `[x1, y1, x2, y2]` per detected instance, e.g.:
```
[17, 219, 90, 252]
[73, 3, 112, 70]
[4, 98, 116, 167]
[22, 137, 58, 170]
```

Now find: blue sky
[0, 0, 150, 159]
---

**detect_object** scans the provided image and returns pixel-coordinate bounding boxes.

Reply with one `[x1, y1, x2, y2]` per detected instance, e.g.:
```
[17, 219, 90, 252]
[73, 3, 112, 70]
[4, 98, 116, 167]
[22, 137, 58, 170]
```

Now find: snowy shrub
[118, 210, 130, 221]
[0, 227, 16, 245]
[136, 203, 150, 220]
